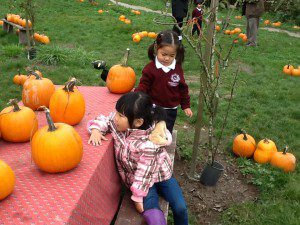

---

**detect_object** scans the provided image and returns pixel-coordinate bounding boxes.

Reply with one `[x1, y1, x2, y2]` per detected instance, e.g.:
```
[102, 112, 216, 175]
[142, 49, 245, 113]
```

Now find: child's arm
[88, 129, 108, 146]
[178, 69, 193, 117]
[134, 66, 153, 93]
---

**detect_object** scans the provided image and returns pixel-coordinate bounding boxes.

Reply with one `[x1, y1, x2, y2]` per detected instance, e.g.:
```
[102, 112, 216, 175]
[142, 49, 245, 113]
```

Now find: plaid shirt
[87, 112, 173, 203]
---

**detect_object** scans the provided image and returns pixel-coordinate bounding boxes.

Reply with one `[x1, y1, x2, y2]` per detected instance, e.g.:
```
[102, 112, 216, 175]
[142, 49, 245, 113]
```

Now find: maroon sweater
[135, 61, 190, 110]
[192, 8, 203, 22]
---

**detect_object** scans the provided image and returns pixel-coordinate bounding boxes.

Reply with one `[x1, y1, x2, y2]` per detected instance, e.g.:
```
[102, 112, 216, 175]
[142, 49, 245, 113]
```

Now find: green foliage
[266, 0, 300, 23]
[0, 44, 24, 57]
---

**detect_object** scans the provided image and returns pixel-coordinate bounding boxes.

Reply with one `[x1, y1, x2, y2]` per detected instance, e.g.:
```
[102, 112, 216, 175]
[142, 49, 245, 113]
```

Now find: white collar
[197, 8, 202, 12]
[155, 57, 176, 73]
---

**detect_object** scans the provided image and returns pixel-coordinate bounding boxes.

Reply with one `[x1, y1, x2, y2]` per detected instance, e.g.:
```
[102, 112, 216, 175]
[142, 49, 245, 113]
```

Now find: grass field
[0, 0, 299, 224]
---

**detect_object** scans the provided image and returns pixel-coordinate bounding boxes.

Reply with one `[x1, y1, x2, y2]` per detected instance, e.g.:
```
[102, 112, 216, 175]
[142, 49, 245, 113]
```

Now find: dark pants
[192, 20, 202, 36]
[165, 108, 177, 133]
[173, 17, 184, 36]
[143, 177, 188, 225]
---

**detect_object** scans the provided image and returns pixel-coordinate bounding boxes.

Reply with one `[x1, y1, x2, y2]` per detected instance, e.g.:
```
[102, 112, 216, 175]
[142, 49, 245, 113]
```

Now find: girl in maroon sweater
[192, 0, 204, 36]
[135, 30, 193, 133]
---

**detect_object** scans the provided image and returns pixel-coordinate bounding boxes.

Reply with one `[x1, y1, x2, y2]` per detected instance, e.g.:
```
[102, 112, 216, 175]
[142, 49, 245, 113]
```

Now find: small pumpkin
[283, 64, 294, 75]
[148, 32, 157, 39]
[22, 71, 55, 110]
[31, 108, 83, 173]
[106, 48, 136, 94]
[291, 67, 300, 77]
[49, 78, 86, 125]
[253, 138, 277, 164]
[215, 25, 220, 31]
[0, 99, 38, 142]
[13, 70, 27, 86]
[0, 160, 15, 201]
[124, 19, 131, 24]
[234, 27, 241, 33]
[232, 130, 256, 158]
[270, 146, 296, 172]
[132, 34, 141, 43]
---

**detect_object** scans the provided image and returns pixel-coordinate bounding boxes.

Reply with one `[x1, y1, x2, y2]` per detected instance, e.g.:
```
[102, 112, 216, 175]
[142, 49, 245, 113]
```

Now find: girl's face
[114, 111, 130, 132]
[156, 45, 177, 67]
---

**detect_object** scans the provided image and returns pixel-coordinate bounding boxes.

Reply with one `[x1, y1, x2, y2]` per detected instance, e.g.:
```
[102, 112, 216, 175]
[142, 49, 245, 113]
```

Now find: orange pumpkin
[232, 130, 256, 158]
[31, 108, 83, 173]
[49, 78, 85, 125]
[0, 160, 15, 201]
[291, 67, 300, 76]
[148, 32, 157, 39]
[13, 70, 27, 86]
[132, 34, 141, 43]
[283, 64, 294, 75]
[264, 20, 270, 25]
[253, 138, 277, 164]
[106, 48, 136, 94]
[0, 99, 38, 142]
[124, 19, 131, 24]
[22, 72, 55, 110]
[215, 25, 220, 31]
[270, 146, 296, 172]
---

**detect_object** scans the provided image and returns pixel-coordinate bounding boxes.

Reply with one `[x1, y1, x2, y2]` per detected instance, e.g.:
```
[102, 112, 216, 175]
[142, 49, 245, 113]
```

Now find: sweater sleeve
[130, 142, 158, 203]
[179, 71, 191, 110]
[87, 113, 114, 134]
[134, 65, 153, 94]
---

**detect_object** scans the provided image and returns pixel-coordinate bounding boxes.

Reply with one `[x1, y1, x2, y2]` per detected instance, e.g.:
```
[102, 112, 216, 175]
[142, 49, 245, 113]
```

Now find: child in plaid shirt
[87, 92, 188, 225]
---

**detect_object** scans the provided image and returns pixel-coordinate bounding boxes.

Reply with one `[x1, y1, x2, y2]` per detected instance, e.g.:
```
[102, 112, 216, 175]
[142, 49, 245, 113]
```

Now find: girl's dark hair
[148, 30, 185, 65]
[115, 92, 166, 130]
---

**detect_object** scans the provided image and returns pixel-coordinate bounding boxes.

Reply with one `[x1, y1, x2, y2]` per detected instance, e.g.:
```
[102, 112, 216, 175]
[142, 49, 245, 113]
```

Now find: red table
[0, 86, 122, 225]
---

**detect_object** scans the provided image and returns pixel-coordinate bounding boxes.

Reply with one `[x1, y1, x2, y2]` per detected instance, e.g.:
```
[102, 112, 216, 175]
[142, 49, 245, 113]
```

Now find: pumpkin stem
[29, 70, 42, 80]
[41, 106, 57, 132]
[63, 78, 77, 92]
[263, 138, 270, 143]
[283, 146, 288, 154]
[8, 99, 21, 112]
[121, 48, 130, 67]
[17, 69, 21, 76]
[241, 129, 248, 140]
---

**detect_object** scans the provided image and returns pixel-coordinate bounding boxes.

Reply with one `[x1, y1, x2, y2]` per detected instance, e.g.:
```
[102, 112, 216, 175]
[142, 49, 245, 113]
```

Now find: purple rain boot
[142, 208, 167, 225]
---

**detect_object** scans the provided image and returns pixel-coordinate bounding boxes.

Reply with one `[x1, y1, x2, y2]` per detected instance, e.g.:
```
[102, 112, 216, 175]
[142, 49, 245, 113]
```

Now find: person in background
[171, 0, 189, 41]
[192, 0, 204, 36]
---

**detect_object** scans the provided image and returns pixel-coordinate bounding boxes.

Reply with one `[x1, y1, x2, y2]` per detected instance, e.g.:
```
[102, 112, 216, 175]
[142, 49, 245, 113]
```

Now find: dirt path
[109, 0, 300, 38]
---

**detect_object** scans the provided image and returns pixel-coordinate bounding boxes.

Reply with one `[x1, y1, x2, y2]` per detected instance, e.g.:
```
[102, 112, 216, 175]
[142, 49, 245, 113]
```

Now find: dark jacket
[172, 0, 188, 18]
[245, 0, 265, 18]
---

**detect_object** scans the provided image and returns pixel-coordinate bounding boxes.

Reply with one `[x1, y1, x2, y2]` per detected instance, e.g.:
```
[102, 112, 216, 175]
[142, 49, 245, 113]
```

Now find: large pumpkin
[0, 99, 38, 142]
[31, 108, 83, 173]
[49, 78, 85, 125]
[0, 160, 15, 201]
[22, 72, 55, 110]
[106, 48, 136, 94]
[232, 130, 256, 158]
[253, 138, 277, 164]
[270, 146, 296, 172]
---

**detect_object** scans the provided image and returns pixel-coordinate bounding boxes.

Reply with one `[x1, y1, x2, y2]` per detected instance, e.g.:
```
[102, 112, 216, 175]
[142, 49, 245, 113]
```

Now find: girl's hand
[134, 202, 144, 213]
[184, 108, 193, 117]
[88, 129, 108, 146]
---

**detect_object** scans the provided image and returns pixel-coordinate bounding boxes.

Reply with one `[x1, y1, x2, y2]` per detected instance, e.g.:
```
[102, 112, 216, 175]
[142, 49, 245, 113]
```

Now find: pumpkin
[13, 70, 27, 86]
[238, 33, 245, 38]
[224, 30, 231, 35]
[215, 25, 220, 31]
[264, 20, 270, 25]
[31, 108, 83, 173]
[124, 19, 131, 24]
[232, 130, 256, 158]
[49, 78, 85, 125]
[253, 138, 277, 164]
[270, 146, 296, 172]
[234, 28, 241, 33]
[242, 35, 247, 42]
[106, 48, 136, 94]
[98, 9, 103, 14]
[148, 32, 157, 39]
[0, 99, 38, 142]
[283, 64, 294, 75]
[0, 20, 3, 26]
[291, 67, 300, 76]
[39, 35, 50, 44]
[0, 160, 15, 201]
[132, 34, 141, 43]
[119, 15, 126, 21]
[22, 71, 55, 110]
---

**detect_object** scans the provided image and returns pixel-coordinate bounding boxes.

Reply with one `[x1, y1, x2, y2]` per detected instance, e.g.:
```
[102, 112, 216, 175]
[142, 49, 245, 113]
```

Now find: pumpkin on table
[232, 130, 256, 158]
[270, 146, 296, 172]
[0, 160, 15, 201]
[106, 48, 136, 94]
[253, 138, 278, 164]
[0, 99, 38, 142]
[22, 71, 55, 110]
[49, 78, 85, 125]
[31, 107, 83, 173]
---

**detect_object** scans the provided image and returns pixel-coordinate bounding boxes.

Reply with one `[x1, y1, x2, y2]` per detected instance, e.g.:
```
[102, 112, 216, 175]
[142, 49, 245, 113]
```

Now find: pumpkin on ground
[270, 146, 296, 172]
[232, 130, 256, 158]
[13, 70, 28, 86]
[291, 67, 300, 76]
[31, 108, 83, 173]
[22, 71, 55, 110]
[0, 160, 16, 201]
[106, 48, 136, 94]
[49, 78, 85, 125]
[0, 99, 38, 142]
[253, 138, 278, 164]
[283, 65, 294, 75]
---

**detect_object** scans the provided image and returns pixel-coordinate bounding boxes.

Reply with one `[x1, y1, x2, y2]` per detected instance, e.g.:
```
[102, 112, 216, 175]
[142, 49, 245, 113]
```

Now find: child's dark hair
[116, 92, 166, 130]
[148, 30, 185, 65]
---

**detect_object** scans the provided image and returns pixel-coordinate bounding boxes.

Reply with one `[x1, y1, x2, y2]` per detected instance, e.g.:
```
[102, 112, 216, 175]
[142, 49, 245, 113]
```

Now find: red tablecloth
[0, 86, 122, 225]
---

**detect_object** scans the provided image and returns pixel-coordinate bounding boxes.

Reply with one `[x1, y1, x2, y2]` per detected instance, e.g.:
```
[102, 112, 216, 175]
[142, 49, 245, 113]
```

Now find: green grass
[0, 0, 300, 224]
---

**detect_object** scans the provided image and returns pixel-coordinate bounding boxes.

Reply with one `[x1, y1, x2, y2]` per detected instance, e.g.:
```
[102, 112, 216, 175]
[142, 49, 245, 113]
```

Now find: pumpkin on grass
[253, 138, 277, 164]
[270, 146, 296, 172]
[13, 69, 28, 86]
[31, 107, 83, 173]
[0, 160, 15, 201]
[49, 78, 85, 125]
[106, 48, 136, 94]
[22, 71, 55, 110]
[0, 99, 38, 142]
[232, 130, 256, 158]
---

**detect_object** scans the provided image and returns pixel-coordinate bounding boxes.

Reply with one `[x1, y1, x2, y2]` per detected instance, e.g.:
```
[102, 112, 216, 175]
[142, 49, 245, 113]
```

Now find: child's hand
[134, 202, 144, 213]
[184, 108, 193, 117]
[88, 129, 108, 146]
